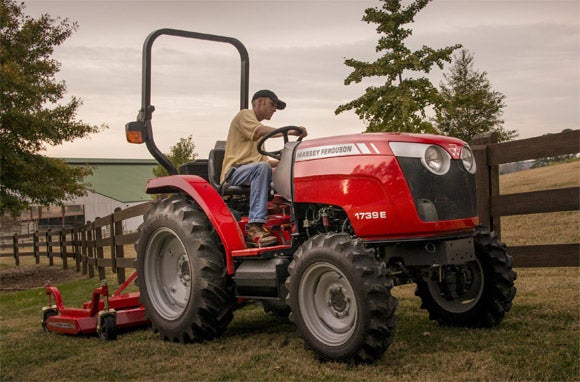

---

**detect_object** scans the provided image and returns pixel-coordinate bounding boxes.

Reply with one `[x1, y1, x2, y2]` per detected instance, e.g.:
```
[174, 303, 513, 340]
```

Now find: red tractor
[126, 29, 516, 364]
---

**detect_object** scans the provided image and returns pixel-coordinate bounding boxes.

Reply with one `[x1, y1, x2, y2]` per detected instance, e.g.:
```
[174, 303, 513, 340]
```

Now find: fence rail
[1, 130, 579, 277]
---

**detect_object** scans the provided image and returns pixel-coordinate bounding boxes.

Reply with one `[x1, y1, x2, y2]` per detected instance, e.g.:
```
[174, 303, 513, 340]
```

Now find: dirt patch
[0, 265, 84, 291]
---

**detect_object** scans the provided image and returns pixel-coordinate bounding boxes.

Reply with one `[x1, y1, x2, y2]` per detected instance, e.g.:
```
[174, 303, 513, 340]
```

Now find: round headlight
[422, 145, 450, 175]
[460, 145, 477, 174]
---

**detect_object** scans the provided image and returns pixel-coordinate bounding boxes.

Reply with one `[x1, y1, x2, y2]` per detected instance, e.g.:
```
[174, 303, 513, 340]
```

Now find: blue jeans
[228, 162, 272, 224]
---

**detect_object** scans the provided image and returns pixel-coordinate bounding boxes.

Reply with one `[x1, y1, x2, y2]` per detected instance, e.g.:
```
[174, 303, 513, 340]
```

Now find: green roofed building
[4, 158, 159, 235]
[61, 158, 157, 232]
[65, 158, 157, 203]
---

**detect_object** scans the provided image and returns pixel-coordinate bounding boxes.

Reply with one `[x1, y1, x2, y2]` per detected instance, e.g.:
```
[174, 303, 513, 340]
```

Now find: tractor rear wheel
[286, 233, 397, 364]
[135, 195, 235, 342]
[415, 228, 517, 327]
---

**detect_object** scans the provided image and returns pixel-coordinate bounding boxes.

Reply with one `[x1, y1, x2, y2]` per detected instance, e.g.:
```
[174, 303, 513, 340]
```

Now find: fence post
[87, 222, 95, 278]
[81, 224, 88, 275]
[60, 230, 68, 270]
[33, 231, 40, 264]
[113, 207, 126, 284]
[12, 233, 19, 266]
[46, 230, 53, 266]
[73, 227, 81, 272]
[95, 220, 106, 280]
[472, 132, 500, 235]
[110, 215, 117, 276]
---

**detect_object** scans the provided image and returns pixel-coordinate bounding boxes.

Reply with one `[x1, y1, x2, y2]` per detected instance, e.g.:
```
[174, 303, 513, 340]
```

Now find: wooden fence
[0, 202, 152, 283]
[473, 129, 580, 267]
[1, 130, 579, 278]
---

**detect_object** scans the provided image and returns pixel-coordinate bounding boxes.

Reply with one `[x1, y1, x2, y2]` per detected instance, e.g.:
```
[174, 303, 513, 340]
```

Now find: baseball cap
[252, 89, 286, 110]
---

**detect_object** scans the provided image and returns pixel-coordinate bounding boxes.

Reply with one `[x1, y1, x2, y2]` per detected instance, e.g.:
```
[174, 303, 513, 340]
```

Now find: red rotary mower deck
[41, 272, 149, 340]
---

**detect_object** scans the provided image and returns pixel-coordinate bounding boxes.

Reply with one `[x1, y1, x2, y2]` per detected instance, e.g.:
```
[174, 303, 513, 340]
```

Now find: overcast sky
[24, 0, 579, 160]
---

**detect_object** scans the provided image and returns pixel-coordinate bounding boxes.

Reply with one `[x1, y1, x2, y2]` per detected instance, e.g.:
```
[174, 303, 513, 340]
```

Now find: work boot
[246, 223, 278, 247]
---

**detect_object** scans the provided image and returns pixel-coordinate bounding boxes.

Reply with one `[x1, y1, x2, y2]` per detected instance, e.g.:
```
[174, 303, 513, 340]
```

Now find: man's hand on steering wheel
[294, 126, 308, 139]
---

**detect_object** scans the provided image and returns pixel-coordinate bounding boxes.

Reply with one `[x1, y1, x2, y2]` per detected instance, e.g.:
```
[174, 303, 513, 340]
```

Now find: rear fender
[145, 175, 246, 273]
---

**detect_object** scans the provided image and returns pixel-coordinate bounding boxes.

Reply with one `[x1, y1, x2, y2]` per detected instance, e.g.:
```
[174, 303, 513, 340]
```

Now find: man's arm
[255, 124, 308, 139]
[255, 125, 307, 168]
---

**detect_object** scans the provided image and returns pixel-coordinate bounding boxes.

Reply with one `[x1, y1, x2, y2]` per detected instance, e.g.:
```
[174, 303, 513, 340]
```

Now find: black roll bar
[138, 28, 250, 175]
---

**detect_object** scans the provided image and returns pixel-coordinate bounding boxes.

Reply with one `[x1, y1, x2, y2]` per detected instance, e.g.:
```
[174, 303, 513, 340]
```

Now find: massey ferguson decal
[447, 143, 461, 158]
[296, 143, 381, 161]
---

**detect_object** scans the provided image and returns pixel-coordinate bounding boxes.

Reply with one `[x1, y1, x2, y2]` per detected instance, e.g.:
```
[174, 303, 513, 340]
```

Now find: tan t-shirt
[220, 109, 268, 183]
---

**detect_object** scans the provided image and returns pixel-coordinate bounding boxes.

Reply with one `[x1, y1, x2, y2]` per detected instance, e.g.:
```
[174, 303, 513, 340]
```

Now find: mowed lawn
[0, 161, 578, 381]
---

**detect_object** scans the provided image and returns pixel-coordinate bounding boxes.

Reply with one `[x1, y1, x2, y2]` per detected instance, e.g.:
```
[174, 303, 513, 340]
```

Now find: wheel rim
[427, 258, 484, 313]
[144, 227, 192, 321]
[298, 261, 357, 346]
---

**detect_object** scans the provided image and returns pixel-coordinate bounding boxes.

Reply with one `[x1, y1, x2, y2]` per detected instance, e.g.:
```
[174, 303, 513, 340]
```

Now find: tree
[152, 135, 198, 178]
[0, 0, 104, 216]
[335, 0, 461, 133]
[434, 49, 517, 143]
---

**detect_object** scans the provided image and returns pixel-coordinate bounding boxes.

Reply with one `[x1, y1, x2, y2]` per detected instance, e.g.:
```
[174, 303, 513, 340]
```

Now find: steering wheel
[257, 125, 304, 160]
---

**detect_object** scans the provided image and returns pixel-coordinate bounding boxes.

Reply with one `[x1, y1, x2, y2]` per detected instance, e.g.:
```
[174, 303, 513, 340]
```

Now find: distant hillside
[500, 160, 579, 194]
[499, 160, 580, 248]
[499, 161, 534, 175]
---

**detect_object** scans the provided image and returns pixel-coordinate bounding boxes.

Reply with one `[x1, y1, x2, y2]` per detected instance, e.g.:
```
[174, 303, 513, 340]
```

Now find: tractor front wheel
[135, 195, 235, 342]
[286, 233, 397, 364]
[415, 228, 517, 327]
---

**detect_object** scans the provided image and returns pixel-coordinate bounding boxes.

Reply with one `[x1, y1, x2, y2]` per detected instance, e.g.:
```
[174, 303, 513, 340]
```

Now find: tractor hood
[274, 132, 478, 241]
[293, 132, 469, 162]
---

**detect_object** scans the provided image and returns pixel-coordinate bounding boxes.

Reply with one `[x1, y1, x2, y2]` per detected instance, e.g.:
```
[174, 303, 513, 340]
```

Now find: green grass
[1, 268, 578, 381]
[1, 162, 579, 380]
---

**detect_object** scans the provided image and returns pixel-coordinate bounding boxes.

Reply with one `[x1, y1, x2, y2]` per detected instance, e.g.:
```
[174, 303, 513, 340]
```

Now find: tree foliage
[0, 0, 104, 216]
[434, 49, 517, 143]
[335, 0, 460, 133]
[152, 135, 198, 178]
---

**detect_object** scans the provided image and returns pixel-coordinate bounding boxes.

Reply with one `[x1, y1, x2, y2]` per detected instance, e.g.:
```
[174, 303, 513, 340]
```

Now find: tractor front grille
[396, 158, 477, 221]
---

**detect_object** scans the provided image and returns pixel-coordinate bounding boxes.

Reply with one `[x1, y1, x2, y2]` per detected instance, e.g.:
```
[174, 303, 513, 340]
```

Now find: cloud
[22, 0, 578, 160]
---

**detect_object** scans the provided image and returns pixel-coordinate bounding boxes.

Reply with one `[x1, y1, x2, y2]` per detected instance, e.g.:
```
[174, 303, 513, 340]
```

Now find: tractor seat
[208, 141, 250, 197]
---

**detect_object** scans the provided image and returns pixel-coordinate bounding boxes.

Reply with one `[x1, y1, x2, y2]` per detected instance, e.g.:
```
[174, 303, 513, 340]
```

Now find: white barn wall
[71, 190, 146, 232]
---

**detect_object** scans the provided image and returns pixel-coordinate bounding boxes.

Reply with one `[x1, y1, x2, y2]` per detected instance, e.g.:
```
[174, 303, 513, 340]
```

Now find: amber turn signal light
[125, 121, 145, 144]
